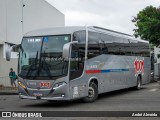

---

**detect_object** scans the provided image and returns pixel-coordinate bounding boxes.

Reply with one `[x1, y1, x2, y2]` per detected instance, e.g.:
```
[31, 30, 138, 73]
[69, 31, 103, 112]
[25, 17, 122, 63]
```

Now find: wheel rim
[88, 87, 95, 98]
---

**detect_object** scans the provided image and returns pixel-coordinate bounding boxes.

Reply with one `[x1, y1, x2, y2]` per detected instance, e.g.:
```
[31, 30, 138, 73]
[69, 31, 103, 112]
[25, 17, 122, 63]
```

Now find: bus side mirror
[6, 47, 12, 61]
[63, 41, 78, 60]
[154, 58, 157, 63]
[5, 44, 20, 61]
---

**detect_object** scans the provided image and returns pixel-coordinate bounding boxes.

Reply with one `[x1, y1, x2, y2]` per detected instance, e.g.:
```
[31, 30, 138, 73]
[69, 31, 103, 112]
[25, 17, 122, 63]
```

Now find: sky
[46, 0, 160, 35]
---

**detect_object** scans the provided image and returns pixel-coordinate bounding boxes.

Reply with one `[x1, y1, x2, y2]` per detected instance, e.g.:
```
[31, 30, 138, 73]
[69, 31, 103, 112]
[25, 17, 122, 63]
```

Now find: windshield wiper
[36, 51, 67, 79]
[34, 51, 52, 79]
[26, 51, 39, 77]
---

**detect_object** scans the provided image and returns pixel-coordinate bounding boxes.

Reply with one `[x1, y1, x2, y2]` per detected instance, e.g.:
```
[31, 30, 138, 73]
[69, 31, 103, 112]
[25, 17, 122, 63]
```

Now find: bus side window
[88, 43, 102, 59]
[129, 40, 149, 57]
[129, 40, 137, 56]
[70, 44, 85, 80]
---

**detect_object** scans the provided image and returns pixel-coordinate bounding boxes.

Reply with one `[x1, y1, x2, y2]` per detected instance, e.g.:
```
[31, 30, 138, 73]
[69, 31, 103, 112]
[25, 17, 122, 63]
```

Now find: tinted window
[101, 35, 130, 56]
[70, 44, 85, 80]
[129, 40, 150, 57]
[88, 44, 102, 59]
[74, 30, 150, 58]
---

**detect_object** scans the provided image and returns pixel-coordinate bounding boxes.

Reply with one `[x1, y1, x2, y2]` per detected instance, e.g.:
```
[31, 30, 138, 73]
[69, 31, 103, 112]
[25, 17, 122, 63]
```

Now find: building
[154, 47, 160, 79]
[154, 47, 160, 64]
[0, 0, 65, 86]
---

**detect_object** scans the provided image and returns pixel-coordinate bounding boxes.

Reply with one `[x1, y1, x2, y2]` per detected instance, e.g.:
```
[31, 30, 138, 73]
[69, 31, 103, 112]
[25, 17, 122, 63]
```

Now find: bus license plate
[40, 82, 50, 88]
[33, 92, 42, 97]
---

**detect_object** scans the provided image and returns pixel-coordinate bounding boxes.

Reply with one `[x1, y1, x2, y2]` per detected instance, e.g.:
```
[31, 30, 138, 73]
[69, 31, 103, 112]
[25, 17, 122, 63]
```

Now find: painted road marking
[149, 89, 158, 92]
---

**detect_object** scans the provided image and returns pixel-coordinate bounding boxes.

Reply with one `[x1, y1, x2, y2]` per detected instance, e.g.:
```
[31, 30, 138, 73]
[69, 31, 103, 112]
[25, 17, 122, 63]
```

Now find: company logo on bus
[40, 82, 50, 88]
[134, 58, 144, 75]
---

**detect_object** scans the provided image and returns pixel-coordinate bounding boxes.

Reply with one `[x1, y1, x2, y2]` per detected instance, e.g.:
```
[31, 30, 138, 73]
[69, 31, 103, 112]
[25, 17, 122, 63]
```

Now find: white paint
[149, 89, 158, 92]
[0, 0, 64, 45]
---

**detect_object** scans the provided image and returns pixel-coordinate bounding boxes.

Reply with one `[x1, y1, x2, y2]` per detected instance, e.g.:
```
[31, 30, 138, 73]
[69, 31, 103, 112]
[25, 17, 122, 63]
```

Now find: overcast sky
[46, 0, 160, 35]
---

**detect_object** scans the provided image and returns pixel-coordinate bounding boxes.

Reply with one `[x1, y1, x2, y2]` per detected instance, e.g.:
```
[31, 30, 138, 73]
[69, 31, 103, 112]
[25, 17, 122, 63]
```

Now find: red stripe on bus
[86, 70, 101, 74]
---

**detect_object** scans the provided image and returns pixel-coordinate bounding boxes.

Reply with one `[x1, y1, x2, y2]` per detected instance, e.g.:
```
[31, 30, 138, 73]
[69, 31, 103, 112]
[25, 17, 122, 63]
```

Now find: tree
[132, 6, 160, 46]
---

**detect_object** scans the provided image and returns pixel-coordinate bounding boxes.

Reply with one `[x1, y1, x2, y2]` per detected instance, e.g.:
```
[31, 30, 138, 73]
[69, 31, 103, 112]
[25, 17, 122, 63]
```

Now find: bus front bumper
[19, 94, 70, 101]
[18, 81, 70, 101]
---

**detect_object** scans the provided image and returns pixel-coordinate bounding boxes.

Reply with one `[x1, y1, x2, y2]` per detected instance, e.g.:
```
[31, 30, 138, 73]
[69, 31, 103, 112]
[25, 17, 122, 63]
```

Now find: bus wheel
[135, 76, 141, 90]
[82, 82, 98, 103]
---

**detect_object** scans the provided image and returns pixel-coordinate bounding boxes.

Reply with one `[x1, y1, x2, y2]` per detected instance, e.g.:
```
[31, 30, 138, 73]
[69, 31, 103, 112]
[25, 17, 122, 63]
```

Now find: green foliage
[132, 6, 160, 46]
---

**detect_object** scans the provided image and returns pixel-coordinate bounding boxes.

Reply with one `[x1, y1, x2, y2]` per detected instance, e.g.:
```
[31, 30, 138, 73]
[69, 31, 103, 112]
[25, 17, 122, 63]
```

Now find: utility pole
[21, 0, 25, 35]
[5, 0, 8, 42]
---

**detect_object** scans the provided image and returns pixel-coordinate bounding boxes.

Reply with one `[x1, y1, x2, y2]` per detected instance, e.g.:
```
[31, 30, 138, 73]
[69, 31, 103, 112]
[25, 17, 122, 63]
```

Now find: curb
[0, 87, 18, 95]
[0, 92, 18, 95]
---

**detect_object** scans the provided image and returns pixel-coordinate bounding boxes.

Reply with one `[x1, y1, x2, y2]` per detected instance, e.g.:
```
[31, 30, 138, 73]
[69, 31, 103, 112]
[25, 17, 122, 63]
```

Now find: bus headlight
[53, 82, 66, 89]
[18, 82, 26, 89]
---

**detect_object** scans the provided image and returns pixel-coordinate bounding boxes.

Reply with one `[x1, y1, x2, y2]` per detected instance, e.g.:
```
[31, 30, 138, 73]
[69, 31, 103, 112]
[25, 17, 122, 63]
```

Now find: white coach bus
[6, 26, 151, 102]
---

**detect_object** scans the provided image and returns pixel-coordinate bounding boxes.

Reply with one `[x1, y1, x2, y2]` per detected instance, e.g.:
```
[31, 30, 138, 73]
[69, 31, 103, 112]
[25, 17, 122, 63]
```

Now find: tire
[82, 82, 98, 103]
[135, 76, 141, 90]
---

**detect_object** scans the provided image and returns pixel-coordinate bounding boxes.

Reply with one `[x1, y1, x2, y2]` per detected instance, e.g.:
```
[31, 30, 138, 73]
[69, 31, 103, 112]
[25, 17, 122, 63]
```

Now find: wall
[23, 0, 65, 34]
[0, 0, 6, 44]
[0, 0, 65, 86]
[0, 45, 18, 87]
[154, 47, 160, 64]
[0, 0, 65, 44]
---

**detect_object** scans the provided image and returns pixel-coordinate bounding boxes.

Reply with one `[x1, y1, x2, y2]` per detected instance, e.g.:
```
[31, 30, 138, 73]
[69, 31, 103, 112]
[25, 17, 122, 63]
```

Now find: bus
[6, 26, 151, 102]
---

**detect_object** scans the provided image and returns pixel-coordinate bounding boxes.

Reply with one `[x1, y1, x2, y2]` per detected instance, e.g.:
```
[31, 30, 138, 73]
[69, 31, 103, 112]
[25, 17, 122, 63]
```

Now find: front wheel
[82, 82, 98, 103]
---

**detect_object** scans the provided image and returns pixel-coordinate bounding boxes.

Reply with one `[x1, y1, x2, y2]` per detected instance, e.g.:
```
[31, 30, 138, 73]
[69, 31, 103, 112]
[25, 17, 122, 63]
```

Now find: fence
[0, 76, 18, 89]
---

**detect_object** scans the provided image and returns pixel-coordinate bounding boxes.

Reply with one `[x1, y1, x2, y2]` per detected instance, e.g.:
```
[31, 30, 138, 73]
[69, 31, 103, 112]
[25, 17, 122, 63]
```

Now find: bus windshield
[18, 35, 70, 80]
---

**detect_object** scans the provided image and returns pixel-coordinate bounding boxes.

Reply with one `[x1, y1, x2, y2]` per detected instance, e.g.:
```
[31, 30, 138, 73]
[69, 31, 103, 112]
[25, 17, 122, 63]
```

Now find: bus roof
[24, 26, 86, 37]
[24, 26, 149, 44]
[90, 26, 149, 44]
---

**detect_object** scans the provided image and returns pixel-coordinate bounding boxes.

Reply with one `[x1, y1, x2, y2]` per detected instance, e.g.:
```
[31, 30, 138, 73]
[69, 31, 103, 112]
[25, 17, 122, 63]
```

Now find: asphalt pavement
[0, 82, 160, 119]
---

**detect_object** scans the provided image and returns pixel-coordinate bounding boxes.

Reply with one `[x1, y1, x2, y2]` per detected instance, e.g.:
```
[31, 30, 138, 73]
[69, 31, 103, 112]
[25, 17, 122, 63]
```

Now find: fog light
[62, 94, 65, 97]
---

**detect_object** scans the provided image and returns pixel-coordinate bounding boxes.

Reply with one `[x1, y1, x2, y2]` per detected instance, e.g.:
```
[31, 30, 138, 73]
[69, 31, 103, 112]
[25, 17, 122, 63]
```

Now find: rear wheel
[135, 76, 141, 90]
[82, 82, 98, 103]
